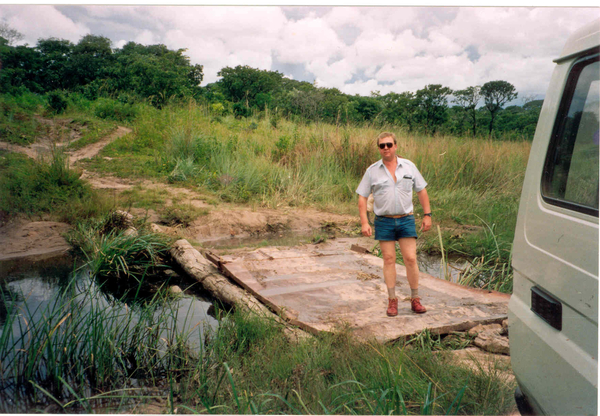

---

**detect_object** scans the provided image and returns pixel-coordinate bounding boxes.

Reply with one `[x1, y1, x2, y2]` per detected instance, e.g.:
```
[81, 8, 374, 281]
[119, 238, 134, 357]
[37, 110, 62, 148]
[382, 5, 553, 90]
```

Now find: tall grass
[172, 307, 515, 415]
[0, 148, 112, 223]
[0, 276, 190, 413]
[62, 99, 529, 290]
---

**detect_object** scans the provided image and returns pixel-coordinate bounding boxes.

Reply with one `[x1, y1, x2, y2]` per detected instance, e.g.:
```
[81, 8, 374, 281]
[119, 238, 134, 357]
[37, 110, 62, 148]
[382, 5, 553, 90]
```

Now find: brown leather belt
[381, 212, 413, 219]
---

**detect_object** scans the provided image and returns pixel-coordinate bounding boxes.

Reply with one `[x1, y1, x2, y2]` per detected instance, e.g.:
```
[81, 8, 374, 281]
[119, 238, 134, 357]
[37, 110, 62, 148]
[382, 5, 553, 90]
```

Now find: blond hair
[377, 132, 397, 145]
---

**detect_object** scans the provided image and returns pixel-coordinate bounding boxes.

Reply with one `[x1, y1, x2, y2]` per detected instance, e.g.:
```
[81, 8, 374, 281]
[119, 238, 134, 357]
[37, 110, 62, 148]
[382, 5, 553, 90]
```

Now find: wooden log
[169, 239, 310, 342]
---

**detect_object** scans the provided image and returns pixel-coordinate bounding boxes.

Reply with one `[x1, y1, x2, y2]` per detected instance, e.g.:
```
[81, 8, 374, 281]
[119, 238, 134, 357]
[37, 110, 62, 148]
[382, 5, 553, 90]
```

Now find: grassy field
[79, 99, 529, 292]
[0, 95, 530, 292]
[0, 94, 526, 413]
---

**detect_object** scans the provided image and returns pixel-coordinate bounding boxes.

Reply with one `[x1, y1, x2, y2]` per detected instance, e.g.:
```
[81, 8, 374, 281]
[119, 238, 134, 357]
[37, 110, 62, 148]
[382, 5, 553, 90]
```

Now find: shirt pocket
[400, 175, 413, 192]
[372, 179, 389, 196]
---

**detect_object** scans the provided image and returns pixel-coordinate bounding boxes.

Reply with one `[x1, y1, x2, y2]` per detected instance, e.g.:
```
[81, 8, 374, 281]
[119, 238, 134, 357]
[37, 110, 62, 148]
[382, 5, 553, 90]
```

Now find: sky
[1, 4, 599, 104]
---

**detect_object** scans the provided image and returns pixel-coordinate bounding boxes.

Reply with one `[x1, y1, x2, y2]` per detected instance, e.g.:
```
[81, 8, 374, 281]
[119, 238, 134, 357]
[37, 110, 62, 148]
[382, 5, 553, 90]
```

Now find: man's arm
[417, 188, 432, 232]
[358, 195, 372, 237]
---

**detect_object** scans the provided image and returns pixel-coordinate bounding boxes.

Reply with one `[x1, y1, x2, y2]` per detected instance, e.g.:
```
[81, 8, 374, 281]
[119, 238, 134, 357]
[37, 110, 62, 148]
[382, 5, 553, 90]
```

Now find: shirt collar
[377, 156, 403, 169]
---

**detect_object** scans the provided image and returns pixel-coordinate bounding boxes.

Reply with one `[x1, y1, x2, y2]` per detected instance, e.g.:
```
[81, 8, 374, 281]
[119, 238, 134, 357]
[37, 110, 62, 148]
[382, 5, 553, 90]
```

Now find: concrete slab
[215, 238, 510, 343]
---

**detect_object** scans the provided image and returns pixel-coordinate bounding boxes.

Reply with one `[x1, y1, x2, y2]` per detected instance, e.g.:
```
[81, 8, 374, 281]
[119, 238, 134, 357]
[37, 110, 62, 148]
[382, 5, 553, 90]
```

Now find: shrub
[233, 102, 251, 118]
[94, 97, 138, 122]
[46, 90, 68, 114]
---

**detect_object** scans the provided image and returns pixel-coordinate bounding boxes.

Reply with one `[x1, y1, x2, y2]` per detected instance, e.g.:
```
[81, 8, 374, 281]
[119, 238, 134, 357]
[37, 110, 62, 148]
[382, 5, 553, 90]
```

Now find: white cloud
[275, 16, 345, 64]
[0, 4, 598, 99]
[306, 57, 354, 87]
[135, 29, 157, 45]
[1, 5, 89, 45]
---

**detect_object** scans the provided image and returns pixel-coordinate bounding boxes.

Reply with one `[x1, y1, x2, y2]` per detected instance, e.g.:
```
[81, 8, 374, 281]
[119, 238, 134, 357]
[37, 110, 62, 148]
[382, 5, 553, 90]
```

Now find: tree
[66, 35, 114, 88]
[379, 92, 418, 131]
[453, 86, 481, 137]
[36, 38, 74, 91]
[415, 84, 452, 135]
[112, 42, 203, 107]
[481, 80, 518, 136]
[0, 21, 24, 46]
[0, 42, 43, 93]
[216, 65, 283, 109]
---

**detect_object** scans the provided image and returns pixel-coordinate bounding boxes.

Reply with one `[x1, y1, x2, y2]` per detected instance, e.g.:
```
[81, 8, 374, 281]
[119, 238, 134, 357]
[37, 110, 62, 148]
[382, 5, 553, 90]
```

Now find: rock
[468, 323, 502, 337]
[164, 269, 180, 278]
[151, 223, 164, 233]
[474, 331, 510, 355]
[123, 227, 138, 237]
[170, 285, 183, 294]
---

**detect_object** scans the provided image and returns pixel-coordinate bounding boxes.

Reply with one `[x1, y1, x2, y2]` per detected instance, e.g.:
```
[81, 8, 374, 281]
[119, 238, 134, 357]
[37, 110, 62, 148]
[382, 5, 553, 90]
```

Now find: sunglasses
[378, 142, 394, 149]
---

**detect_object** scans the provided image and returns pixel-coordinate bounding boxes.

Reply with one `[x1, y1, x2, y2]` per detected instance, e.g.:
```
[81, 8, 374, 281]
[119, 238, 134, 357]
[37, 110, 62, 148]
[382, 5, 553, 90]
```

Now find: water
[417, 252, 469, 283]
[0, 255, 219, 412]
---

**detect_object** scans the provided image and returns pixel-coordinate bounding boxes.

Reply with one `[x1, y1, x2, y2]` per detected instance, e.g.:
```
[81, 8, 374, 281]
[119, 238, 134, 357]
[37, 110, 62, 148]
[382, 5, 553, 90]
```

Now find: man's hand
[362, 223, 372, 237]
[420, 215, 432, 232]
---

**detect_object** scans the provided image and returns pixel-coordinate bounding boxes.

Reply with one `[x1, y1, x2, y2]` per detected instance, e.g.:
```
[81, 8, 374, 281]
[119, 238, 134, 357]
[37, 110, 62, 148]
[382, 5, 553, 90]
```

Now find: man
[356, 132, 432, 316]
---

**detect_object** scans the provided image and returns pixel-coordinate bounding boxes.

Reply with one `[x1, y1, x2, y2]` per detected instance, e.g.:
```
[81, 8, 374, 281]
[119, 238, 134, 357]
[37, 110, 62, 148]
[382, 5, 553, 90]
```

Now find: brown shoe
[411, 297, 427, 314]
[387, 298, 398, 316]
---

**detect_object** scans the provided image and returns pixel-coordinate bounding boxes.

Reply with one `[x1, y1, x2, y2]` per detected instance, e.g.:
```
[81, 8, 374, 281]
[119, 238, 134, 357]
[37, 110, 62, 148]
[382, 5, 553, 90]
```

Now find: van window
[542, 54, 599, 217]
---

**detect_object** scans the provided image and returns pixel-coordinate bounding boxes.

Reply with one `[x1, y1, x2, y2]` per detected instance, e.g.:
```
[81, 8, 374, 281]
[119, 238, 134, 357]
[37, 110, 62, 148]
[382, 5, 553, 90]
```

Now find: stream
[0, 254, 219, 412]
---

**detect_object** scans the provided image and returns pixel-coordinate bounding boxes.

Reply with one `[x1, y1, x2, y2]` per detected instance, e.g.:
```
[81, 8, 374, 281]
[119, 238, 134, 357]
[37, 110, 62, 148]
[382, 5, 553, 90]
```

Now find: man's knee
[403, 254, 417, 266]
[382, 252, 396, 264]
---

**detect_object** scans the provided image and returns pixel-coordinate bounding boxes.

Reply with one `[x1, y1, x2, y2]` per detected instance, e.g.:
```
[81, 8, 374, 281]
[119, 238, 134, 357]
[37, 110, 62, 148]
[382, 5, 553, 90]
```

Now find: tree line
[0, 32, 542, 140]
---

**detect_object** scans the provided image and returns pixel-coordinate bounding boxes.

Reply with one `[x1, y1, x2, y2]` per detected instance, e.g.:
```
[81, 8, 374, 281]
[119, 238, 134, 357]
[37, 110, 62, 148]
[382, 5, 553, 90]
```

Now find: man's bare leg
[398, 237, 427, 313]
[380, 240, 400, 316]
[379, 240, 398, 293]
[398, 237, 418, 289]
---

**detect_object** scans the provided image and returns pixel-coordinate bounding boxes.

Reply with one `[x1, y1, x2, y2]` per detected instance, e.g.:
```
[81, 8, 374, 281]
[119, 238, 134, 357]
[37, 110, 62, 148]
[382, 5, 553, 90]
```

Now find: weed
[0, 148, 111, 222]
[158, 204, 209, 227]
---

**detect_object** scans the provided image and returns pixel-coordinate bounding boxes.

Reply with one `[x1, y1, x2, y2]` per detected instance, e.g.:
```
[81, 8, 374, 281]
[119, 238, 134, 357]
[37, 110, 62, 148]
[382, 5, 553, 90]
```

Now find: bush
[0, 149, 109, 222]
[233, 102, 251, 118]
[46, 90, 68, 114]
[94, 97, 138, 122]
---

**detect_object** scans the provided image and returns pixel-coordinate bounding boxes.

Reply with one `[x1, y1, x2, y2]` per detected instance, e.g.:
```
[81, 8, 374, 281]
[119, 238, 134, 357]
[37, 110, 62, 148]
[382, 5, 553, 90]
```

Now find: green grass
[64, 117, 118, 151]
[1, 97, 529, 292]
[170, 307, 515, 415]
[0, 247, 515, 414]
[67, 218, 173, 283]
[0, 148, 112, 223]
[0, 92, 47, 145]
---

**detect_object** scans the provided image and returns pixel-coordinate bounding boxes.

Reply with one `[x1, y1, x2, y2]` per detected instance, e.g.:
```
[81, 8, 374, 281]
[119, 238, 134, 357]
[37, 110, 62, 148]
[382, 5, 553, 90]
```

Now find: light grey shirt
[356, 156, 427, 216]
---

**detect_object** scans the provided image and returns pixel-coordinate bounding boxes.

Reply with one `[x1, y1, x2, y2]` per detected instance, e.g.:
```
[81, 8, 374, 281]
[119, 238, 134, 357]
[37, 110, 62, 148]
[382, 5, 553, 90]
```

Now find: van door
[509, 51, 599, 415]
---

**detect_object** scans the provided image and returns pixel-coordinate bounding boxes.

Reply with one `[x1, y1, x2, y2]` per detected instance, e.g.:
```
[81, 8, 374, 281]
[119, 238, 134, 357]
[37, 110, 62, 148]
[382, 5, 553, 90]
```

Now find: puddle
[417, 252, 469, 283]
[0, 255, 219, 412]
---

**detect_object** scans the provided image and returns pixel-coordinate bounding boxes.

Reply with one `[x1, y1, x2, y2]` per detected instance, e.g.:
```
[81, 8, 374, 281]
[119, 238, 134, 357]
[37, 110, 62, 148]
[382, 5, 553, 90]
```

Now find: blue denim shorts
[374, 215, 417, 241]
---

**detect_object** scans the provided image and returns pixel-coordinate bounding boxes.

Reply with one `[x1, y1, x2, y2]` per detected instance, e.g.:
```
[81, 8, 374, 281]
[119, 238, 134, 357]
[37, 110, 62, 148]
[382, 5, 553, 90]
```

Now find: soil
[0, 218, 71, 261]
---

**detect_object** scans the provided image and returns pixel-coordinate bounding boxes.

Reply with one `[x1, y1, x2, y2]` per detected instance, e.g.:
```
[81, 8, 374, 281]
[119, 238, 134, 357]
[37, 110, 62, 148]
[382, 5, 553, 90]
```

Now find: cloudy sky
[1, 4, 599, 103]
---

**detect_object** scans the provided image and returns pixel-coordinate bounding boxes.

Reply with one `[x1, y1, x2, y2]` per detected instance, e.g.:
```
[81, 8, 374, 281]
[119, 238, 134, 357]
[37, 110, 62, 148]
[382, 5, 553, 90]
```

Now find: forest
[1, 33, 541, 140]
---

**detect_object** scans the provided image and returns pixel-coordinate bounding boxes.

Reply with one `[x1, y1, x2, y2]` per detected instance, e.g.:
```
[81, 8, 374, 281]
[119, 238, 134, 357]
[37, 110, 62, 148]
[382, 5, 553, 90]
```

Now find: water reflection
[0, 255, 218, 340]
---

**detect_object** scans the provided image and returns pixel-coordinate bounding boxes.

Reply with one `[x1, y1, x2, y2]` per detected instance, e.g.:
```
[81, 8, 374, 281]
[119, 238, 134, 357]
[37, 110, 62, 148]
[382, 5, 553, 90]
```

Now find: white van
[508, 19, 599, 415]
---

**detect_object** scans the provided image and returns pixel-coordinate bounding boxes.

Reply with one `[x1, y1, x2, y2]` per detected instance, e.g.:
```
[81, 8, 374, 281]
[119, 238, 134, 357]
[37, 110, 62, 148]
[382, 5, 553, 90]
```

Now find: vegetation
[1, 31, 539, 140]
[0, 148, 111, 223]
[0, 278, 516, 414]
[0, 26, 524, 414]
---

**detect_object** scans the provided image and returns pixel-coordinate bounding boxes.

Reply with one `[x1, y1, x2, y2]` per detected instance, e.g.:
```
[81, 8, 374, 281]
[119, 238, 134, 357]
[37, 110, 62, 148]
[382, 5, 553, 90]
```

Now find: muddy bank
[0, 219, 71, 261]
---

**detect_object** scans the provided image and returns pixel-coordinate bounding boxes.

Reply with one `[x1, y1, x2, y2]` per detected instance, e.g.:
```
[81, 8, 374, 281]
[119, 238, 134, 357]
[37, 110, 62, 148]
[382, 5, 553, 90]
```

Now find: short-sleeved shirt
[356, 156, 427, 216]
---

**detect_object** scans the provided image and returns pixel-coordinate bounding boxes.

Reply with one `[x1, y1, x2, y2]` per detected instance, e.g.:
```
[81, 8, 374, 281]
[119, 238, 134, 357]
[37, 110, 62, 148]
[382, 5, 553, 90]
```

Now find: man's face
[378, 137, 397, 159]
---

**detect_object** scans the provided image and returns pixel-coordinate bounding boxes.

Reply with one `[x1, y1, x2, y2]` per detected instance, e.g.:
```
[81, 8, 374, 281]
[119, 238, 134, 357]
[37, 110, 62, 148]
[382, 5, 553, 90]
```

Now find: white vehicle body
[508, 19, 599, 415]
